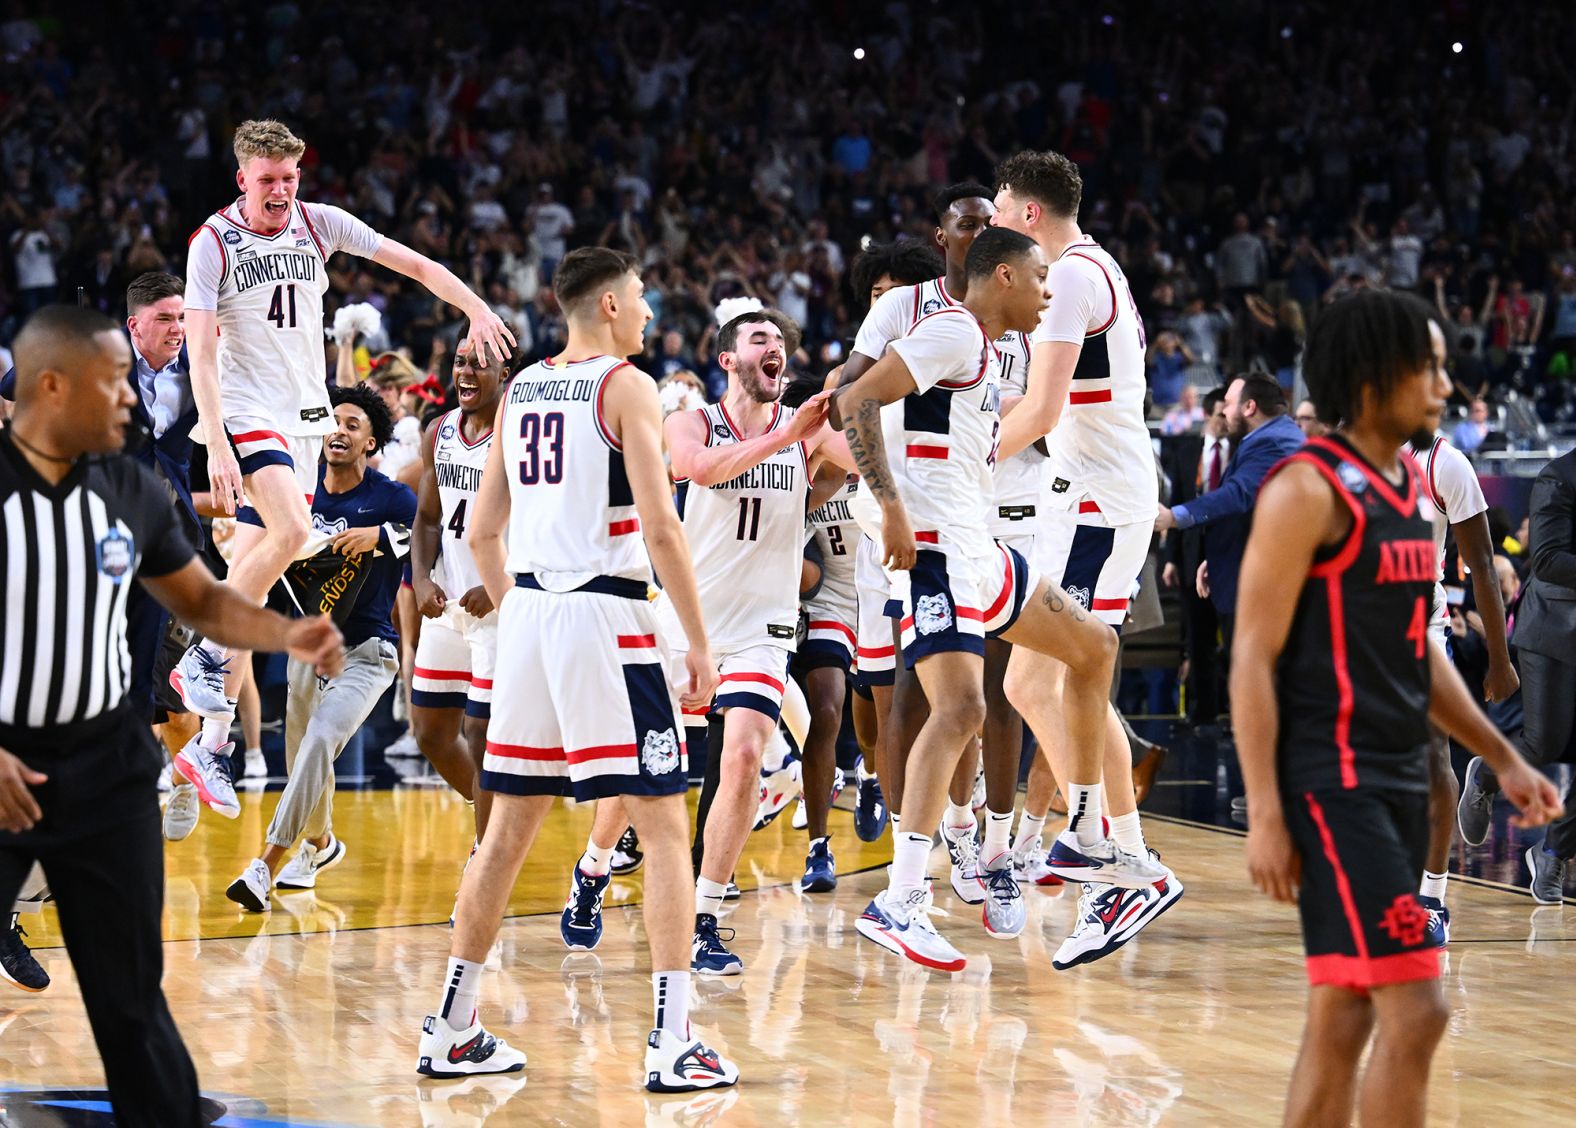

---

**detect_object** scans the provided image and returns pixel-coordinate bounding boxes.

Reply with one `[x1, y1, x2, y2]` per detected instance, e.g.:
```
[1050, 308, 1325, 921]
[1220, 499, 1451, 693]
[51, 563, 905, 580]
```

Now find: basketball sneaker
[801, 838, 837, 894]
[944, 823, 985, 905]
[162, 782, 200, 842]
[1418, 896, 1451, 947]
[1456, 756, 1496, 846]
[791, 767, 845, 830]
[722, 881, 741, 901]
[1047, 830, 1169, 889]
[274, 834, 347, 890]
[242, 748, 268, 779]
[225, 858, 273, 913]
[416, 1013, 526, 1078]
[0, 914, 48, 993]
[173, 734, 240, 819]
[610, 827, 644, 875]
[855, 885, 965, 972]
[644, 1027, 740, 1092]
[753, 754, 803, 831]
[854, 756, 888, 842]
[560, 866, 610, 951]
[1052, 873, 1186, 970]
[1526, 844, 1567, 906]
[979, 855, 1026, 939]
[169, 644, 236, 721]
[969, 765, 986, 815]
[1008, 836, 1063, 887]
[692, 914, 743, 975]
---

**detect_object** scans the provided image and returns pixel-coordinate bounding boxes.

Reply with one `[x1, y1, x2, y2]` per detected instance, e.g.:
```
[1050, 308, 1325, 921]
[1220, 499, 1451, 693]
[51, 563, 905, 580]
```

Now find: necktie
[1207, 442, 1223, 492]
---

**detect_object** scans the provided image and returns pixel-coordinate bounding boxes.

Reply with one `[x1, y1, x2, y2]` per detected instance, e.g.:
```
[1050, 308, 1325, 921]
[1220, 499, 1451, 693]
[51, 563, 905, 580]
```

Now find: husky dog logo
[641, 728, 681, 775]
[914, 593, 954, 635]
[1065, 584, 1093, 610]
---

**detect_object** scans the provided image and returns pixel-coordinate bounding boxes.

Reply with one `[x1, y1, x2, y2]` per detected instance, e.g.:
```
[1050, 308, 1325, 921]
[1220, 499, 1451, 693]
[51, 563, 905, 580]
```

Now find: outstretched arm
[373, 238, 516, 368]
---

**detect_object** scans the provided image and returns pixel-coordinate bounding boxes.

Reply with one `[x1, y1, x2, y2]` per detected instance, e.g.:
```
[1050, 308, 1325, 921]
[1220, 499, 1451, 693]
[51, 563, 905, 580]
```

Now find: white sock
[1110, 811, 1147, 855]
[891, 831, 932, 899]
[982, 809, 1014, 867]
[1066, 783, 1103, 847]
[652, 970, 691, 1037]
[695, 877, 728, 919]
[943, 801, 975, 833]
[200, 715, 234, 751]
[580, 836, 614, 877]
[760, 731, 791, 774]
[1014, 811, 1046, 851]
[890, 812, 901, 835]
[438, 957, 482, 1027]
[1420, 871, 1448, 902]
[857, 758, 876, 782]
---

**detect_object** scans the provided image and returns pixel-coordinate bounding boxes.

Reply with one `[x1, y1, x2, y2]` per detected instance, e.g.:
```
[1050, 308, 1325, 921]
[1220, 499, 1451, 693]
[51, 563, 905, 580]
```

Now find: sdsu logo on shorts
[1065, 584, 1092, 610]
[96, 529, 133, 583]
[914, 592, 954, 635]
[641, 728, 681, 776]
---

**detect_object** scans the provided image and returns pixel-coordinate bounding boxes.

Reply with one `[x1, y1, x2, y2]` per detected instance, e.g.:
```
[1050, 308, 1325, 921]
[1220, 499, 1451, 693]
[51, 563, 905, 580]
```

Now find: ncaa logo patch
[1065, 584, 1093, 610]
[95, 528, 134, 583]
[920, 298, 943, 316]
[1336, 461, 1368, 493]
[641, 728, 681, 776]
[914, 593, 953, 636]
[222, 228, 241, 245]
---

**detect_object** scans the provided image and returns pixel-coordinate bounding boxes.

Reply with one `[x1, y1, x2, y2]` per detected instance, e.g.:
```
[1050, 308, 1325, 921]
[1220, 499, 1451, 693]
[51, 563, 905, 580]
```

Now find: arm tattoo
[845, 396, 899, 503]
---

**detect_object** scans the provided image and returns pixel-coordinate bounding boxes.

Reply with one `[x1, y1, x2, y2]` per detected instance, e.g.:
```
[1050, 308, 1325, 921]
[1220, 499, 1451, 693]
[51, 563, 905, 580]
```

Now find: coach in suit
[1156, 372, 1304, 662]
[1162, 386, 1229, 721]
[1, 272, 199, 721]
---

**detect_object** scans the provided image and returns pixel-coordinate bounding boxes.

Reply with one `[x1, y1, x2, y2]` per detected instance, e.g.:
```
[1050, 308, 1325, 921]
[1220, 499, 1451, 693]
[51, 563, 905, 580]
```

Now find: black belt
[997, 504, 1037, 521]
[515, 572, 651, 600]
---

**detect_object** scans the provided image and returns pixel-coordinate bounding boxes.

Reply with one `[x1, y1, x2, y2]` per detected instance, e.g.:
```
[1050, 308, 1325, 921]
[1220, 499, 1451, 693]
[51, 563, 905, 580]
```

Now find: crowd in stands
[3, 0, 1575, 430]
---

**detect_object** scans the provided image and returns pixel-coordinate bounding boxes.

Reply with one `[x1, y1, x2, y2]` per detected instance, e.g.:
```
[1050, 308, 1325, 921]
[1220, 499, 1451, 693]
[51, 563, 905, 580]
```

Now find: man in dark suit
[1162, 386, 1229, 721]
[1458, 449, 1576, 903]
[1155, 372, 1305, 666]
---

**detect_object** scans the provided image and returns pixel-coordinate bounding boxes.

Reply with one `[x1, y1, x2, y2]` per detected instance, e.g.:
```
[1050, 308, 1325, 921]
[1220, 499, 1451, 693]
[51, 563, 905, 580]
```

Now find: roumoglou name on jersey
[510, 378, 596, 404]
[234, 252, 319, 293]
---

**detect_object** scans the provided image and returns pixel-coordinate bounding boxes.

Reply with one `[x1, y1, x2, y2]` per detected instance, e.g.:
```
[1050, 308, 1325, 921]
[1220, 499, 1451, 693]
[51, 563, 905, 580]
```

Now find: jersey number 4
[266, 284, 298, 329]
[518, 412, 565, 484]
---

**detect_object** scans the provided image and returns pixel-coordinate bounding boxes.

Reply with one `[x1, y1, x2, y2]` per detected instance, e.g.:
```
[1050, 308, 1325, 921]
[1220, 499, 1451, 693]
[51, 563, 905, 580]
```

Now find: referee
[0, 306, 345, 1127]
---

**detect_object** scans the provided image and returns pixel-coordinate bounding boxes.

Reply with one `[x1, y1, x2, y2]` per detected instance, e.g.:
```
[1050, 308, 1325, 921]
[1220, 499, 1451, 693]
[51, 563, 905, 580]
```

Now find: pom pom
[714, 296, 764, 328]
[332, 302, 383, 344]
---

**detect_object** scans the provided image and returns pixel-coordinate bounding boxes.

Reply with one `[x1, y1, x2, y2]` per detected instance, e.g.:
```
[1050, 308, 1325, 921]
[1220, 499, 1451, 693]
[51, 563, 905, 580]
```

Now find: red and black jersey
[1271, 434, 1435, 794]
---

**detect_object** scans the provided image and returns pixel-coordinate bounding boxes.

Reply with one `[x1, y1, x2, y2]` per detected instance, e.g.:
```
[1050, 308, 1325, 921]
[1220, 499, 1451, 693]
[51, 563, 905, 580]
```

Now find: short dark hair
[330, 382, 394, 455]
[1302, 289, 1439, 426]
[1236, 372, 1288, 418]
[1202, 386, 1227, 415]
[849, 240, 943, 309]
[718, 308, 801, 357]
[12, 304, 121, 394]
[779, 370, 824, 410]
[994, 150, 1083, 219]
[126, 271, 184, 314]
[963, 226, 1039, 282]
[552, 247, 640, 314]
[932, 181, 994, 222]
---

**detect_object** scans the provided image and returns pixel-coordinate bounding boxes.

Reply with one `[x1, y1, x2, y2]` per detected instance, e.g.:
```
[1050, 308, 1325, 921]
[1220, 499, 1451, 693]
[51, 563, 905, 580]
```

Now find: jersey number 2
[518, 412, 565, 484]
[266, 284, 297, 329]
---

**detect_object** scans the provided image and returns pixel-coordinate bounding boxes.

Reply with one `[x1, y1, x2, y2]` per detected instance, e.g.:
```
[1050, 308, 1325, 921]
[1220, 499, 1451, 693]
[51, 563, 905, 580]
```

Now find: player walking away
[837, 228, 1160, 972]
[410, 341, 512, 889]
[991, 150, 1182, 967]
[170, 119, 513, 819]
[1236, 289, 1561, 1128]
[1405, 431, 1517, 944]
[418, 248, 737, 1092]
[226, 385, 414, 910]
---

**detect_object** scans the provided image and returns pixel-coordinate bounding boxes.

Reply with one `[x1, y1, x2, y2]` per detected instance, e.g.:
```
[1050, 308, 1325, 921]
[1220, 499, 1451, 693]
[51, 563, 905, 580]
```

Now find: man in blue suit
[1155, 372, 1305, 658]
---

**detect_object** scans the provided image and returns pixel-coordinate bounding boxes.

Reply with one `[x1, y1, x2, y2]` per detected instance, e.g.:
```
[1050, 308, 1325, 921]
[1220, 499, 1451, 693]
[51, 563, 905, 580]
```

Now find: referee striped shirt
[0, 429, 194, 729]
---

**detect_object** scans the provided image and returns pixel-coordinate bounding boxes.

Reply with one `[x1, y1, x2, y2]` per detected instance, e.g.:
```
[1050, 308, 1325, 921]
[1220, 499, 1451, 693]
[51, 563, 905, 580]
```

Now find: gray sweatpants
[265, 637, 399, 850]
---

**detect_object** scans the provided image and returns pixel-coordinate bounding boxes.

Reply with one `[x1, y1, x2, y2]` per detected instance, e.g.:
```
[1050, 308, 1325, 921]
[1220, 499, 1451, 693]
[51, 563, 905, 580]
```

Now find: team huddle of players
[166, 119, 1563, 1114]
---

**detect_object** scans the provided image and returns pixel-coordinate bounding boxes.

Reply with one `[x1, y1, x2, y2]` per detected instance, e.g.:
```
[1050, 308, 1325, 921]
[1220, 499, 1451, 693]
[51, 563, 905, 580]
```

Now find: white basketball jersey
[1407, 436, 1489, 622]
[186, 199, 382, 435]
[989, 329, 1040, 536]
[852, 277, 961, 362]
[501, 355, 649, 587]
[1032, 238, 1156, 524]
[808, 474, 861, 603]
[429, 407, 493, 602]
[676, 402, 808, 653]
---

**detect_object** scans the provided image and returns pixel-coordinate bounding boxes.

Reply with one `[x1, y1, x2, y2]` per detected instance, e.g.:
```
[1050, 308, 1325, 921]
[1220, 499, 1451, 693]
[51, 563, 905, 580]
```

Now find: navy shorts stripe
[798, 638, 854, 672]
[237, 449, 296, 478]
[1058, 524, 1116, 596]
[463, 699, 491, 720]
[412, 689, 469, 711]
[903, 549, 985, 666]
[624, 660, 687, 791]
[714, 690, 781, 720]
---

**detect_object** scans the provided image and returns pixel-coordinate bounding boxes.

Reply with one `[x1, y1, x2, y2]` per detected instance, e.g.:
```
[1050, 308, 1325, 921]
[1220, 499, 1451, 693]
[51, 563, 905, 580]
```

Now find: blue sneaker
[559, 867, 610, 951]
[854, 757, 889, 842]
[1418, 895, 1450, 947]
[692, 913, 743, 976]
[1048, 831, 1169, 889]
[801, 838, 837, 893]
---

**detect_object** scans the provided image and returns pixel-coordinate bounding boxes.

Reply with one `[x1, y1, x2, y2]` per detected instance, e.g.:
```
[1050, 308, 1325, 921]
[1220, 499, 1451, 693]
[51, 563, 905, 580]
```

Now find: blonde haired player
[170, 120, 513, 815]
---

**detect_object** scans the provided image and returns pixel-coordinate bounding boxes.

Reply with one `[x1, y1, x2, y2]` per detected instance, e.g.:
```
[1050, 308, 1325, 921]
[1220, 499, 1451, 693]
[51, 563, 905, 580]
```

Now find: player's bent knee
[932, 691, 987, 739]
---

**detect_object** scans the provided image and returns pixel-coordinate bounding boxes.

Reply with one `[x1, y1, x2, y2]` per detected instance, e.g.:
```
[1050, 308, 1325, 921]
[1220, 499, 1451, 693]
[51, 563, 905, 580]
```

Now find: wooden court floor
[3, 784, 1574, 1126]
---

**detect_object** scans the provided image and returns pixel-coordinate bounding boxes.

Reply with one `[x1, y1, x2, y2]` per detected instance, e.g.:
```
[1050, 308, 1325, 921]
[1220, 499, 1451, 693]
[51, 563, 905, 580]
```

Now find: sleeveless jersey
[675, 401, 809, 653]
[808, 474, 861, 601]
[1032, 238, 1156, 524]
[429, 407, 493, 602]
[1407, 433, 1488, 590]
[988, 329, 1041, 536]
[185, 199, 383, 435]
[1272, 435, 1434, 794]
[501, 355, 648, 587]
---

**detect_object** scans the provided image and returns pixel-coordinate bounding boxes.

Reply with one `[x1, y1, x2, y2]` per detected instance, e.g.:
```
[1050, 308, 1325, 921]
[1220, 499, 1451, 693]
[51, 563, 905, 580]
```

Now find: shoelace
[948, 829, 981, 874]
[206, 748, 236, 787]
[571, 879, 604, 926]
[696, 918, 736, 951]
[616, 828, 640, 856]
[898, 885, 952, 933]
[985, 866, 1022, 903]
[194, 649, 232, 692]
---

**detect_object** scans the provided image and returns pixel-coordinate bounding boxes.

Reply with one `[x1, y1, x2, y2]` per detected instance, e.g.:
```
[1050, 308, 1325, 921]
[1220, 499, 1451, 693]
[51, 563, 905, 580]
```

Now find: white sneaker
[162, 783, 200, 842]
[157, 761, 173, 793]
[274, 835, 348, 890]
[644, 1027, 740, 1092]
[969, 766, 986, 815]
[944, 823, 984, 905]
[173, 735, 239, 819]
[791, 796, 808, 830]
[1052, 873, 1185, 970]
[225, 858, 273, 913]
[243, 748, 268, 779]
[417, 1013, 526, 1078]
[1047, 830, 1170, 889]
[856, 885, 965, 972]
[169, 643, 236, 720]
[979, 854, 1027, 939]
[385, 731, 422, 759]
[753, 754, 802, 831]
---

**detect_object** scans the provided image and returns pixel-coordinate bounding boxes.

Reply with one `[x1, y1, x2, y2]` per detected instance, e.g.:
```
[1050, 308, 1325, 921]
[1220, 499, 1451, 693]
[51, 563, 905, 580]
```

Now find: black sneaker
[0, 914, 49, 993]
[610, 827, 644, 875]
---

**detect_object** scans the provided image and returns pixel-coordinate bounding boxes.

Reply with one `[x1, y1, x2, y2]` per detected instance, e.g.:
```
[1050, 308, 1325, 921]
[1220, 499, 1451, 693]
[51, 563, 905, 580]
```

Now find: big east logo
[1374, 540, 1435, 584]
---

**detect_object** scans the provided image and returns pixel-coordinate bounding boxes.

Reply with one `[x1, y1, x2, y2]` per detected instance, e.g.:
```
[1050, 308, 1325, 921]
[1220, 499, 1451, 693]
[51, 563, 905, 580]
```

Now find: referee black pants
[0, 709, 201, 1127]
[1518, 648, 1576, 859]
